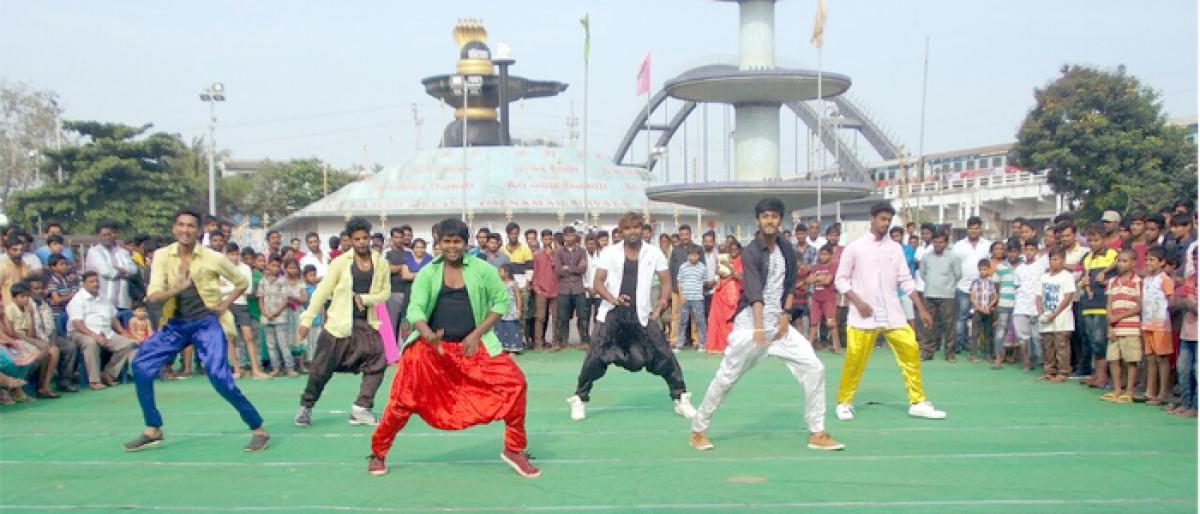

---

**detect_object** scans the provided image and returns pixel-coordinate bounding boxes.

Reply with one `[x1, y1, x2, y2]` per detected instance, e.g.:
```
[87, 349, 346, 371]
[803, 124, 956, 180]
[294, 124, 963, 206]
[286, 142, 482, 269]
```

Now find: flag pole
[816, 45, 823, 224]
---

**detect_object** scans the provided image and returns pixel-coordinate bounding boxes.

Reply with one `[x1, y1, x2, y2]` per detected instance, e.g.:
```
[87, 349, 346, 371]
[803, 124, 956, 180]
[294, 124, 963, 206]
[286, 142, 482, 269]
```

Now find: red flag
[635, 53, 651, 96]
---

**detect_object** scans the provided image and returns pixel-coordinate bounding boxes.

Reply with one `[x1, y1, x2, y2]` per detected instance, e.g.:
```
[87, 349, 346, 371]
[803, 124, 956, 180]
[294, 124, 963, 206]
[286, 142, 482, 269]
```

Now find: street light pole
[462, 80, 469, 223]
[207, 99, 217, 216]
[198, 82, 225, 217]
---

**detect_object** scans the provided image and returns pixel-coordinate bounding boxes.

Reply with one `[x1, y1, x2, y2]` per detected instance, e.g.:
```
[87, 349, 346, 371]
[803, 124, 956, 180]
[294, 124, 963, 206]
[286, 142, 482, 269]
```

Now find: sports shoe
[501, 450, 541, 478]
[243, 432, 270, 452]
[689, 431, 714, 451]
[807, 432, 845, 451]
[674, 392, 697, 419]
[908, 400, 947, 419]
[835, 403, 855, 421]
[294, 406, 312, 428]
[367, 454, 388, 476]
[123, 432, 164, 452]
[349, 405, 379, 426]
[566, 395, 586, 421]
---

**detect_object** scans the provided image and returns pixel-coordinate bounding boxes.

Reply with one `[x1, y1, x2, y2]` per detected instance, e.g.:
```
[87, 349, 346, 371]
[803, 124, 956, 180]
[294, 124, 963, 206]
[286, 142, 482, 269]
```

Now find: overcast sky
[2, 0, 1196, 178]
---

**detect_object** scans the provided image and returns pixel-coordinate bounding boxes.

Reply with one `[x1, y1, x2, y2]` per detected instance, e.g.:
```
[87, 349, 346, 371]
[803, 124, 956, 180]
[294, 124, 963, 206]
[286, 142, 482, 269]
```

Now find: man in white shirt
[950, 216, 991, 356]
[807, 219, 827, 249]
[84, 220, 134, 324]
[567, 211, 696, 422]
[66, 271, 135, 390]
[298, 232, 329, 279]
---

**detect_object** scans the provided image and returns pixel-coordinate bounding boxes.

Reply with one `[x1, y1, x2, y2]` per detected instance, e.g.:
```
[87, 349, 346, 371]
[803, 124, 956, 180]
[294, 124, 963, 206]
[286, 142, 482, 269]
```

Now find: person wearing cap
[1101, 211, 1124, 251]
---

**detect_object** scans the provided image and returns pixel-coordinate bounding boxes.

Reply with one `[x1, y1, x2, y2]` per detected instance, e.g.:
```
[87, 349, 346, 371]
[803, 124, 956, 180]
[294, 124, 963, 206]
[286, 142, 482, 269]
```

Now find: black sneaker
[244, 433, 270, 452]
[294, 406, 312, 428]
[123, 432, 164, 452]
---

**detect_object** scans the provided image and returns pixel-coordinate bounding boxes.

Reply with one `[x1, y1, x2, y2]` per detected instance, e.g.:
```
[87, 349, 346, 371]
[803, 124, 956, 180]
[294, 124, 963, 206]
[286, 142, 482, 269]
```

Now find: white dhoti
[692, 324, 827, 434]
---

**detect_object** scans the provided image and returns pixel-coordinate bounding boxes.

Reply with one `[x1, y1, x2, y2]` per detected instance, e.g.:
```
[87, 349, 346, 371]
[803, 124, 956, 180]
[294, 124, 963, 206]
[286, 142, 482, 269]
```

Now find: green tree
[7, 121, 201, 235]
[1012, 65, 1197, 219]
[219, 158, 356, 222]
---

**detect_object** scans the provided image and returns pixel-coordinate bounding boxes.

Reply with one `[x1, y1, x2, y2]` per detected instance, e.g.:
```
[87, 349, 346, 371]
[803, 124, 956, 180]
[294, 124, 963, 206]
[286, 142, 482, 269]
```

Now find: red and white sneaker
[501, 450, 541, 478]
[367, 454, 388, 476]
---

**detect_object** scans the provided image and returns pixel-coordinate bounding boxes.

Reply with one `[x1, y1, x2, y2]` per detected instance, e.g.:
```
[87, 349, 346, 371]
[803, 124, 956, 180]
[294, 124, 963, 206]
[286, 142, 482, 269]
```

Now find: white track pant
[692, 324, 826, 434]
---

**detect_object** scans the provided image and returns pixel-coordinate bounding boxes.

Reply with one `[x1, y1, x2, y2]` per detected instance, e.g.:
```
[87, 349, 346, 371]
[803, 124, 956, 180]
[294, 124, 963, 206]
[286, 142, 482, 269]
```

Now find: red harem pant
[370, 339, 529, 457]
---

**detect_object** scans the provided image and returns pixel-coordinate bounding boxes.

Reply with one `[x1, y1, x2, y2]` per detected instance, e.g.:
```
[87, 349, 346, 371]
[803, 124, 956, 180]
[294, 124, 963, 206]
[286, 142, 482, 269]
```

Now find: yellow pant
[836, 325, 927, 405]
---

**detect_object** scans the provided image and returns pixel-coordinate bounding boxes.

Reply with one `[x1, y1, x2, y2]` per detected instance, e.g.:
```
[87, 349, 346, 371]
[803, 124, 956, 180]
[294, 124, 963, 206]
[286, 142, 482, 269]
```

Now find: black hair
[686, 245, 702, 256]
[562, 226, 576, 235]
[434, 218, 470, 242]
[372, 232, 384, 240]
[932, 232, 949, 243]
[1173, 199, 1193, 213]
[505, 222, 520, 234]
[3, 236, 21, 250]
[888, 226, 904, 236]
[345, 217, 372, 238]
[1023, 238, 1039, 248]
[1165, 254, 1181, 268]
[540, 229, 553, 237]
[46, 234, 64, 245]
[305, 231, 320, 241]
[966, 216, 983, 228]
[399, 225, 412, 233]
[1047, 248, 1066, 259]
[1146, 245, 1168, 262]
[920, 223, 936, 233]
[209, 230, 224, 240]
[412, 238, 427, 248]
[1171, 215, 1192, 227]
[678, 224, 692, 233]
[95, 219, 120, 233]
[23, 273, 46, 286]
[1146, 214, 1165, 227]
[703, 230, 716, 240]
[390, 226, 404, 237]
[1083, 223, 1104, 237]
[225, 242, 240, 253]
[870, 201, 896, 217]
[10, 282, 29, 298]
[45, 221, 63, 232]
[302, 264, 317, 275]
[794, 223, 807, 232]
[47, 254, 69, 268]
[525, 228, 538, 237]
[754, 197, 786, 218]
[1006, 237, 1022, 251]
[641, 223, 653, 231]
[328, 235, 341, 250]
[241, 247, 257, 257]
[476, 227, 490, 235]
[977, 258, 991, 268]
[819, 244, 835, 254]
[486, 233, 502, 243]
[80, 270, 99, 281]
[267, 230, 281, 238]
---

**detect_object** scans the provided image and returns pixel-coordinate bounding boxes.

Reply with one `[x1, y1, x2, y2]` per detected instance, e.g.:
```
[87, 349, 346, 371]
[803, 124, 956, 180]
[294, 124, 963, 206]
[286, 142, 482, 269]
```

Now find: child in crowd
[807, 245, 840, 353]
[1080, 226, 1119, 388]
[301, 265, 323, 362]
[1103, 250, 1142, 403]
[260, 256, 296, 377]
[495, 264, 525, 353]
[991, 239, 1021, 369]
[128, 305, 153, 344]
[1141, 247, 1175, 405]
[1013, 239, 1044, 371]
[1037, 249, 1075, 383]
[282, 258, 309, 373]
[675, 246, 708, 352]
[969, 258, 997, 363]
[1169, 267, 1197, 417]
[6, 282, 57, 398]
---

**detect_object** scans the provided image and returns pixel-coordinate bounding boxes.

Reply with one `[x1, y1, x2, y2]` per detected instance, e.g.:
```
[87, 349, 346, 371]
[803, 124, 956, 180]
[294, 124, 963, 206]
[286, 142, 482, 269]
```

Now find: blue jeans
[953, 290, 971, 355]
[1080, 314, 1109, 362]
[132, 314, 263, 429]
[676, 299, 708, 350]
[1179, 340, 1197, 410]
[993, 308, 1013, 359]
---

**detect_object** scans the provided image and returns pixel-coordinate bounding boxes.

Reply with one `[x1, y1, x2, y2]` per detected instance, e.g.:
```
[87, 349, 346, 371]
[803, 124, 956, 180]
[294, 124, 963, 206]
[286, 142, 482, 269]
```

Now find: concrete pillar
[738, 0, 776, 69]
[734, 102, 780, 181]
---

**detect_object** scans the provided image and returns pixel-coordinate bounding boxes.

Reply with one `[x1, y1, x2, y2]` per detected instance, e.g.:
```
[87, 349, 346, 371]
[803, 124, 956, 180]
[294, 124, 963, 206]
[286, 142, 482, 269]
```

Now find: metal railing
[881, 170, 1049, 198]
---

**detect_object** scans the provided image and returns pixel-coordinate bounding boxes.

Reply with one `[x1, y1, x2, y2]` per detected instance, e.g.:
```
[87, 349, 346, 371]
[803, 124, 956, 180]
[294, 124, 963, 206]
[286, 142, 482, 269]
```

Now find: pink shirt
[835, 233, 916, 330]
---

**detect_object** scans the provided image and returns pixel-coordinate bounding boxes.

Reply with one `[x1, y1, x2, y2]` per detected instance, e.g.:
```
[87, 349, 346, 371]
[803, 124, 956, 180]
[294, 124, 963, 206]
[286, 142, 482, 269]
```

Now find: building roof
[281, 145, 678, 223]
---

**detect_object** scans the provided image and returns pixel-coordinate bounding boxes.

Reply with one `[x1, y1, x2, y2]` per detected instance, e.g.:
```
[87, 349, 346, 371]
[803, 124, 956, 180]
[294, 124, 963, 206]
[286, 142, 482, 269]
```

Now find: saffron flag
[580, 14, 590, 64]
[636, 52, 651, 96]
[811, 0, 826, 48]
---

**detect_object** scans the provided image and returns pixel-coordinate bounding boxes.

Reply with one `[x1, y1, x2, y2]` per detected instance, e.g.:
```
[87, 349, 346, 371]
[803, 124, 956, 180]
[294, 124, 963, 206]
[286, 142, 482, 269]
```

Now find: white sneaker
[674, 392, 697, 419]
[566, 395, 586, 421]
[349, 405, 379, 426]
[835, 403, 855, 421]
[908, 401, 946, 419]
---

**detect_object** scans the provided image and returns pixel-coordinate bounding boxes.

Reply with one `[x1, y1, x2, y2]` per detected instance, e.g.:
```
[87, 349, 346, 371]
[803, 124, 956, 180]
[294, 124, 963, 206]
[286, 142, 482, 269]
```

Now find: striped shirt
[993, 261, 1016, 309]
[1106, 274, 1142, 337]
[676, 261, 708, 301]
